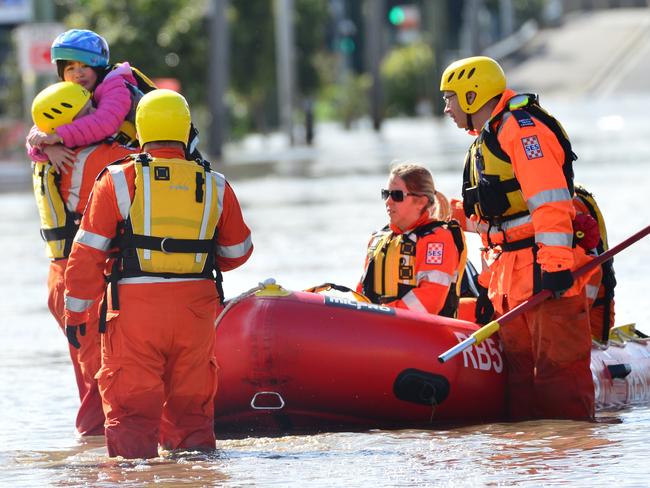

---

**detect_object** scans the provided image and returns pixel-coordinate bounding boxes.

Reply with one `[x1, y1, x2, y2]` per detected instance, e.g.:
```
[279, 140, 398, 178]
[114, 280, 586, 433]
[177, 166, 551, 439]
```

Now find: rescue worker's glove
[475, 286, 495, 325]
[541, 270, 574, 298]
[573, 213, 600, 251]
[65, 323, 86, 350]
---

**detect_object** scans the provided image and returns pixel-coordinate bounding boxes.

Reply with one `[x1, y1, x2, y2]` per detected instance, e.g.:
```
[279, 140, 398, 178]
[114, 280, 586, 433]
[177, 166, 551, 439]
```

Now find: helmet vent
[43, 113, 54, 120]
[51, 108, 62, 114]
[446, 72, 454, 83]
[61, 102, 73, 108]
[467, 67, 476, 79]
[458, 69, 465, 79]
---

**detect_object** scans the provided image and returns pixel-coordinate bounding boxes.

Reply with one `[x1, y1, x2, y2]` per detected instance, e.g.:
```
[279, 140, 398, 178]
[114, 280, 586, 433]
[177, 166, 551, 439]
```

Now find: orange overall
[461, 90, 596, 420]
[64, 148, 253, 458]
[36, 142, 135, 435]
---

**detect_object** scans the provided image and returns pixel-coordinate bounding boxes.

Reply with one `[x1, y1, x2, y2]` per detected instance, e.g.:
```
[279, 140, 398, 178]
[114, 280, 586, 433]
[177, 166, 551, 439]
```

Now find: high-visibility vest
[110, 153, 224, 280]
[361, 220, 466, 317]
[462, 93, 576, 224]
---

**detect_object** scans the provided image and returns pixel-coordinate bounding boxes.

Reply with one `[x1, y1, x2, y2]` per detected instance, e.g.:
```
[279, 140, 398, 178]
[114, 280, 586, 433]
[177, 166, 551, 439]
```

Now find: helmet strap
[466, 113, 474, 133]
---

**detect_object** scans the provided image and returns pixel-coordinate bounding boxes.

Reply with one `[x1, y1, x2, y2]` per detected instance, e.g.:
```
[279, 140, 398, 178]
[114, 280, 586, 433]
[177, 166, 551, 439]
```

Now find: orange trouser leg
[497, 313, 535, 420]
[530, 292, 594, 419]
[590, 293, 615, 342]
[159, 311, 219, 451]
[47, 261, 104, 436]
[97, 281, 218, 459]
[500, 291, 594, 421]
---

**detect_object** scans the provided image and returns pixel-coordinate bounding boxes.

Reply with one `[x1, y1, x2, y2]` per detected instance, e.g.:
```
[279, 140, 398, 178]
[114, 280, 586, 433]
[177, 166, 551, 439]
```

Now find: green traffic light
[339, 38, 356, 53]
[389, 6, 405, 25]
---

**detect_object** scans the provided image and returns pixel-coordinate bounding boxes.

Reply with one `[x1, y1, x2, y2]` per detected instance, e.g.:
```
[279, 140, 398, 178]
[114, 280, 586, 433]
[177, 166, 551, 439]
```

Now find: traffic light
[388, 6, 406, 26]
[387, 4, 420, 30]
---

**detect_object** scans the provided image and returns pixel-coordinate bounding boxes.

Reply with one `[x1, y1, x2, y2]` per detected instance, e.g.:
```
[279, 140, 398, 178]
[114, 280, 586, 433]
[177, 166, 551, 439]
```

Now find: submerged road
[505, 7, 650, 97]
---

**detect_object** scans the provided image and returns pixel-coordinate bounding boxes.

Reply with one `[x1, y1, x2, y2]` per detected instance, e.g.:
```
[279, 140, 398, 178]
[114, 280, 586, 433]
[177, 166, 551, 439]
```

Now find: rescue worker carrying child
[31, 81, 138, 436]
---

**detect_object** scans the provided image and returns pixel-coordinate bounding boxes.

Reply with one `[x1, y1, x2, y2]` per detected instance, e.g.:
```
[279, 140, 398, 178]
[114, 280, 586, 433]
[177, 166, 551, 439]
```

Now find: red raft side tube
[213, 289, 507, 437]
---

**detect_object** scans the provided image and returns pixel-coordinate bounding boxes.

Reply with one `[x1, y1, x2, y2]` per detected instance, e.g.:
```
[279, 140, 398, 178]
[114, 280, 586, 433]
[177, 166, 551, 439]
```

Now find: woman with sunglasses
[357, 163, 467, 317]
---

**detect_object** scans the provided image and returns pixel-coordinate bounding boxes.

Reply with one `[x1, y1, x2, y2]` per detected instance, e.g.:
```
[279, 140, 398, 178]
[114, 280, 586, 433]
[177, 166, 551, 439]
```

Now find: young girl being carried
[27, 29, 150, 172]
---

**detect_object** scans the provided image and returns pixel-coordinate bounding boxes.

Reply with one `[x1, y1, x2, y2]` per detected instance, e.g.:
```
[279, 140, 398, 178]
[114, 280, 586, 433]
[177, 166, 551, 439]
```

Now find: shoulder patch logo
[516, 117, 535, 128]
[521, 135, 543, 160]
[426, 242, 444, 265]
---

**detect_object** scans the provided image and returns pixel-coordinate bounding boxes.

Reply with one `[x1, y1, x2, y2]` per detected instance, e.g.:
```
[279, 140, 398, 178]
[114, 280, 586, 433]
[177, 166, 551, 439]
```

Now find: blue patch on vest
[513, 110, 535, 128]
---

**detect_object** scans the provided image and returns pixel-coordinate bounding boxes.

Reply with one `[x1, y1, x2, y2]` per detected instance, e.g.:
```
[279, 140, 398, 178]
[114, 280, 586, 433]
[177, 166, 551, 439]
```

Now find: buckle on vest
[160, 237, 171, 254]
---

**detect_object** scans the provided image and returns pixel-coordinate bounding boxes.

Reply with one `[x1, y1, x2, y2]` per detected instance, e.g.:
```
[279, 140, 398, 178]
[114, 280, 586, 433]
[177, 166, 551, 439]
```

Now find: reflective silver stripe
[74, 229, 112, 251]
[416, 269, 456, 287]
[586, 284, 599, 301]
[108, 166, 131, 220]
[142, 164, 151, 260]
[196, 170, 214, 263]
[217, 234, 252, 259]
[214, 170, 226, 221]
[119, 276, 207, 284]
[489, 214, 533, 234]
[527, 188, 572, 213]
[66, 145, 95, 213]
[535, 232, 573, 247]
[43, 165, 62, 253]
[401, 291, 427, 313]
[65, 295, 94, 313]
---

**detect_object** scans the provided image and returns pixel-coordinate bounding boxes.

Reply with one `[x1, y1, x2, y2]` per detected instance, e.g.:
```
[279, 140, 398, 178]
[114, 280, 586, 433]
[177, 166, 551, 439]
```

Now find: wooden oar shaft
[438, 224, 650, 364]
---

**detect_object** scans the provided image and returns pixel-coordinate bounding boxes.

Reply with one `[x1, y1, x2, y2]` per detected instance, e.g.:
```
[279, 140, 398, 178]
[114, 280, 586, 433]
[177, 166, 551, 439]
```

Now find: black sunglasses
[381, 189, 420, 202]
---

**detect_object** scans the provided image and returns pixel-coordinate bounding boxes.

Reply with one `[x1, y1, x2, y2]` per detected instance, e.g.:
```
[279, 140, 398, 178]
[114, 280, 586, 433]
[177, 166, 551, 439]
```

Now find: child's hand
[28, 130, 62, 148]
[43, 144, 76, 174]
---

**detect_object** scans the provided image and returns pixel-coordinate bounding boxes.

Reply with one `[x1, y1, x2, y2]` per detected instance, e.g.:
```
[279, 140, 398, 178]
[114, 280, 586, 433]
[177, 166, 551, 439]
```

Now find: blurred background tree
[381, 41, 434, 117]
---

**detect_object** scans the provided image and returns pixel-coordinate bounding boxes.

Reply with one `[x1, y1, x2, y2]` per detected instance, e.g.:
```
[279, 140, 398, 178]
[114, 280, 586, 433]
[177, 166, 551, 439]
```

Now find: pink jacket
[27, 62, 138, 161]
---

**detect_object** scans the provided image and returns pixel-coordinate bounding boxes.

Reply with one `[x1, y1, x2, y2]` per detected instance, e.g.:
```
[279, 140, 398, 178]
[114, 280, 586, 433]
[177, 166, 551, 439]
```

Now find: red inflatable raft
[213, 282, 650, 437]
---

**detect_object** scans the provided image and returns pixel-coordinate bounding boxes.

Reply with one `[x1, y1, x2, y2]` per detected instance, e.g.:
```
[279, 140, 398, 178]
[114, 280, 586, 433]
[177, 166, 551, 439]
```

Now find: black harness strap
[129, 235, 214, 254]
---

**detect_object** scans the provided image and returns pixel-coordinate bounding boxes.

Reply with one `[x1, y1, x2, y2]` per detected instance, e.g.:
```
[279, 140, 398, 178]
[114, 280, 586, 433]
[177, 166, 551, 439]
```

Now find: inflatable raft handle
[250, 391, 286, 410]
[438, 223, 650, 363]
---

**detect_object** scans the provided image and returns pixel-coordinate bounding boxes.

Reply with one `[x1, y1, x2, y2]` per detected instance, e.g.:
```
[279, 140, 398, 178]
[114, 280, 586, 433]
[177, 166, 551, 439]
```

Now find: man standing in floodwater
[64, 89, 253, 458]
[440, 56, 597, 420]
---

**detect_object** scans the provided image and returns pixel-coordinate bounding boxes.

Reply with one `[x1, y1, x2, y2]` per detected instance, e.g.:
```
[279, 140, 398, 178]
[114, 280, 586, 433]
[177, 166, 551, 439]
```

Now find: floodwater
[1, 94, 649, 487]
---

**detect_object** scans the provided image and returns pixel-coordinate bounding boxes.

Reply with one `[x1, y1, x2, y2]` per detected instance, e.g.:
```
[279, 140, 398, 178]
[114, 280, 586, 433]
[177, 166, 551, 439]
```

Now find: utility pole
[460, 0, 481, 56]
[364, 0, 384, 131]
[208, 0, 230, 160]
[274, 0, 296, 146]
[423, 0, 449, 116]
[499, 0, 514, 38]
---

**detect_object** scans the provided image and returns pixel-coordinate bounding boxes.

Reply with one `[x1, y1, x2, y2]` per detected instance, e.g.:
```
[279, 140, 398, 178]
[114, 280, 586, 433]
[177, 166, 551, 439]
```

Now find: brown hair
[389, 162, 451, 221]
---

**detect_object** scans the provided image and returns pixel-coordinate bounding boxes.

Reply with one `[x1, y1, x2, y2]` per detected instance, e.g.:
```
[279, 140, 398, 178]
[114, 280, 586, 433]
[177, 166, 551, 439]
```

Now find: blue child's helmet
[51, 29, 110, 67]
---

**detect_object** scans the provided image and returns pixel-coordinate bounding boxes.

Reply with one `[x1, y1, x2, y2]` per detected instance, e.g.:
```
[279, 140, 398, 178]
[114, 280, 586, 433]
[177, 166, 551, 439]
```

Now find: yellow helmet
[440, 56, 506, 114]
[31, 82, 91, 133]
[135, 89, 191, 146]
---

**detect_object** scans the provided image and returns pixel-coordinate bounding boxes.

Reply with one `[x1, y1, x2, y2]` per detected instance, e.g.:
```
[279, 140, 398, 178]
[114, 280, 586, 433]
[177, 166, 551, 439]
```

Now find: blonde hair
[389, 162, 451, 221]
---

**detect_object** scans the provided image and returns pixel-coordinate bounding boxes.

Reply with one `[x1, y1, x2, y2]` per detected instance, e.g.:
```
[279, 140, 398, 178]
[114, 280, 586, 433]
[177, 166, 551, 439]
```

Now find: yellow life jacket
[574, 184, 616, 341]
[462, 93, 576, 223]
[575, 185, 609, 252]
[31, 161, 79, 259]
[361, 221, 466, 317]
[116, 153, 222, 279]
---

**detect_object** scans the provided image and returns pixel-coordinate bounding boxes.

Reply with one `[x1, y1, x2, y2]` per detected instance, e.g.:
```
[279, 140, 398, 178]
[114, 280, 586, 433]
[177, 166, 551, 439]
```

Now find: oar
[438, 224, 650, 363]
